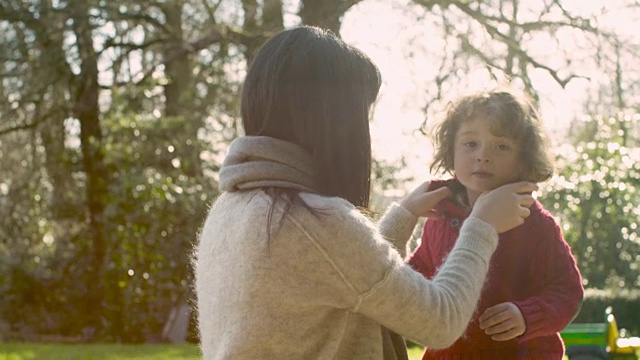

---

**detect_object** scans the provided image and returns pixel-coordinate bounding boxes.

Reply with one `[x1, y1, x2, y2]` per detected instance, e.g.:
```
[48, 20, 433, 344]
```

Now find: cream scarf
[219, 136, 317, 193]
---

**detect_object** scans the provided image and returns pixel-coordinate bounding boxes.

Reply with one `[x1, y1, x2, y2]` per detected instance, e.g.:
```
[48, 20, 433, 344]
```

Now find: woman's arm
[358, 216, 498, 349]
[358, 182, 537, 348]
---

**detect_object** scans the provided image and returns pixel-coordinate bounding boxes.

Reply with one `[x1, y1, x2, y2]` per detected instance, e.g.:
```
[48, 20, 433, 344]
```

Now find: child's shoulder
[525, 199, 561, 230]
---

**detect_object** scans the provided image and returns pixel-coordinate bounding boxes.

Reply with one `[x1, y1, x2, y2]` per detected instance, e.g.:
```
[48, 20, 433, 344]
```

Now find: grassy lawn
[407, 344, 424, 359]
[0, 343, 421, 360]
[0, 343, 417, 360]
[0, 343, 201, 360]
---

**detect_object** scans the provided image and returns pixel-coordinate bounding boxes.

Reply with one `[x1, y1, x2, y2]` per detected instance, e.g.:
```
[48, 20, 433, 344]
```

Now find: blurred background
[0, 0, 639, 345]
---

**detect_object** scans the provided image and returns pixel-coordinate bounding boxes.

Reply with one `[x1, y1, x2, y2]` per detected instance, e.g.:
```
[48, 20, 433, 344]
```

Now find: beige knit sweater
[195, 136, 498, 359]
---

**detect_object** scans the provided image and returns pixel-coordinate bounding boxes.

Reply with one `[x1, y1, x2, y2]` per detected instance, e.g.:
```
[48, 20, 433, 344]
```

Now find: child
[407, 89, 584, 359]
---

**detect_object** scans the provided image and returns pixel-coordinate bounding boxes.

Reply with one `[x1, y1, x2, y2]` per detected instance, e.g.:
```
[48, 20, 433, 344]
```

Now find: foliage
[100, 118, 217, 341]
[538, 114, 640, 290]
[0, 0, 363, 343]
[0, 112, 218, 341]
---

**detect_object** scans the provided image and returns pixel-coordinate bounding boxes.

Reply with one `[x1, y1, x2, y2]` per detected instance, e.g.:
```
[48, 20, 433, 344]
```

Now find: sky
[333, 0, 639, 191]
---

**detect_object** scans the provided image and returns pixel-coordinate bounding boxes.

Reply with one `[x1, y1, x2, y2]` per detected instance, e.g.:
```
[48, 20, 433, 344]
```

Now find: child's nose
[475, 149, 492, 163]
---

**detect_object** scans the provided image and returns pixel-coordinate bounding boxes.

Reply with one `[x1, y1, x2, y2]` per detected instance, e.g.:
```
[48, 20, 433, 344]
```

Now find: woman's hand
[479, 302, 526, 341]
[470, 181, 537, 233]
[399, 181, 452, 218]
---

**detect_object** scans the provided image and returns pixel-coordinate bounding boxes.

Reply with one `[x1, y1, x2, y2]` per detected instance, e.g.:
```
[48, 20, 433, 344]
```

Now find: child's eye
[464, 141, 477, 148]
[497, 144, 511, 151]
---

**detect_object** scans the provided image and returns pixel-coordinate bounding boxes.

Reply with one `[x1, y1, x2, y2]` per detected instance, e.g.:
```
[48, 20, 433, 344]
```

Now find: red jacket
[407, 179, 584, 359]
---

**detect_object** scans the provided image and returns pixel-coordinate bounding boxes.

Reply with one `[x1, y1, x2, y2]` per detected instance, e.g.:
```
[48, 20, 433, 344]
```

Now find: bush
[573, 288, 640, 335]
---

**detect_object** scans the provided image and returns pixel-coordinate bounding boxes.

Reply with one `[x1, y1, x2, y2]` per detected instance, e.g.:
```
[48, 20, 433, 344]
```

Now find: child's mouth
[472, 171, 493, 178]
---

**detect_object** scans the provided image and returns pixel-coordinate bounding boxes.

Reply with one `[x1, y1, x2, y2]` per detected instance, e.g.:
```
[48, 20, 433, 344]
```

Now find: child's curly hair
[430, 88, 554, 183]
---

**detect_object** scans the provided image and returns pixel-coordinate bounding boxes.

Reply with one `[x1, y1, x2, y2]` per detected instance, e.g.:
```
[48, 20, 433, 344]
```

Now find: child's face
[453, 116, 521, 205]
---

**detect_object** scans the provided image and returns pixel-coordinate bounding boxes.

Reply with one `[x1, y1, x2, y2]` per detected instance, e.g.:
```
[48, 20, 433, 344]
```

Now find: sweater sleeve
[347, 203, 499, 349]
[378, 202, 419, 259]
[513, 217, 584, 342]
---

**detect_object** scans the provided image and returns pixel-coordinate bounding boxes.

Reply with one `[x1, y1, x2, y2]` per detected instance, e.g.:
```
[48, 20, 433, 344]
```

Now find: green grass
[0, 343, 201, 360]
[2, 343, 417, 360]
[408, 344, 424, 359]
[0, 343, 417, 359]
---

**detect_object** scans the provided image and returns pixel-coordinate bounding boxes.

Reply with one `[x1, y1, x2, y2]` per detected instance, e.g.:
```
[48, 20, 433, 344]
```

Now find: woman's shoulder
[210, 189, 271, 212]
[299, 192, 355, 212]
[296, 193, 377, 232]
[210, 189, 372, 235]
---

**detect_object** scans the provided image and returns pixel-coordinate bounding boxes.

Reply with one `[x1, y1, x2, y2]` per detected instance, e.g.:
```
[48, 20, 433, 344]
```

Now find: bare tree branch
[0, 122, 38, 136]
[199, 0, 224, 23]
[454, 2, 588, 87]
[105, 24, 263, 89]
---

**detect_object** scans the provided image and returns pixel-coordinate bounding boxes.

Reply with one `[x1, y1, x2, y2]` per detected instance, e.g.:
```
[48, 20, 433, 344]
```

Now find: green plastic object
[561, 323, 608, 348]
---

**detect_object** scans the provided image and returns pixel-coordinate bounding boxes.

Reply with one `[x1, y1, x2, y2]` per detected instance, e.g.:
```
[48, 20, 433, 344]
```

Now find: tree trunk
[299, 0, 362, 35]
[242, 0, 284, 65]
[71, 0, 108, 338]
[162, 0, 202, 177]
[263, 0, 284, 32]
[36, 0, 74, 219]
[504, 0, 518, 77]
[614, 44, 628, 146]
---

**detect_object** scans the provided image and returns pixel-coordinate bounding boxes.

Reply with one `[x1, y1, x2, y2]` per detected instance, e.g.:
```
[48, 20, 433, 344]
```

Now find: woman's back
[196, 189, 399, 359]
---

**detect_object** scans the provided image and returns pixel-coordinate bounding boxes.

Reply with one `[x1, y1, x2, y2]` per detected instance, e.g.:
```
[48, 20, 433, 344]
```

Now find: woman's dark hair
[430, 88, 554, 183]
[241, 26, 381, 208]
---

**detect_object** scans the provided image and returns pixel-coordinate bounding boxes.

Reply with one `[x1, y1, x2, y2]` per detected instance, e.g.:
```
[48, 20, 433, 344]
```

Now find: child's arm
[509, 218, 584, 342]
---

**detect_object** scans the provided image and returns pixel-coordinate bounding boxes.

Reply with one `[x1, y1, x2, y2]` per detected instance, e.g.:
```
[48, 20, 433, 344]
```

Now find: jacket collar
[429, 178, 542, 220]
[428, 179, 470, 219]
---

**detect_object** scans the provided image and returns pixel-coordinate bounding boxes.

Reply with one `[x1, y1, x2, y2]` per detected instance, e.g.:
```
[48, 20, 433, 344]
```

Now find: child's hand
[478, 302, 526, 341]
[399, 181, 451, 218]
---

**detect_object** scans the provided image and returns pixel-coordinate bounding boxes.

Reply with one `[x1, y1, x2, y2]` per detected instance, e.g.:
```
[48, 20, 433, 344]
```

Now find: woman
[194, 26, 536, 360]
